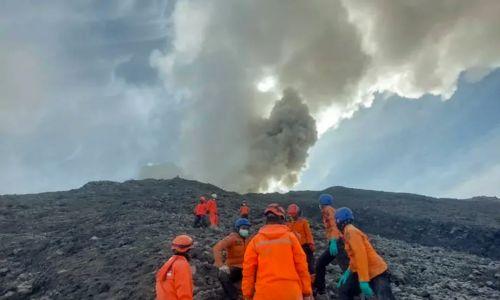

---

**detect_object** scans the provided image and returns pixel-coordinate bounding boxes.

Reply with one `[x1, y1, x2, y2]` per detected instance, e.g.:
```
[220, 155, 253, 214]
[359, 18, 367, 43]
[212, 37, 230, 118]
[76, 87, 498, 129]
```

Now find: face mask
[239, 229, 249, 237]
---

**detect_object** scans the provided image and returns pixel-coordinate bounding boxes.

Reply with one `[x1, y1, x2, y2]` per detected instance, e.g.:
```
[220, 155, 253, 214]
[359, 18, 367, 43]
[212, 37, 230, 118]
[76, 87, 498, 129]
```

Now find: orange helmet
[200, 196, 207, 203]
[171, 235, 194, 253]
[264, 203, 286, 218]
[287, 204, 300, 217]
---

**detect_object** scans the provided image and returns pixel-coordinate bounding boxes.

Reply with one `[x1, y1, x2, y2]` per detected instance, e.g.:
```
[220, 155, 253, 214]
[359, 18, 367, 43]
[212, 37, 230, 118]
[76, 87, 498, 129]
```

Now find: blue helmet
[319, 194, 334, 205]
[234, 218, 251, 229]
[335, 207, 354, 224]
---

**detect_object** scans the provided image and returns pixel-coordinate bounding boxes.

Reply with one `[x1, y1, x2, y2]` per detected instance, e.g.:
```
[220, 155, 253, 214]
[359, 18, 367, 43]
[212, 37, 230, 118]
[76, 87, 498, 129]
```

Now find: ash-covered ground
[1, 178, 499, 299]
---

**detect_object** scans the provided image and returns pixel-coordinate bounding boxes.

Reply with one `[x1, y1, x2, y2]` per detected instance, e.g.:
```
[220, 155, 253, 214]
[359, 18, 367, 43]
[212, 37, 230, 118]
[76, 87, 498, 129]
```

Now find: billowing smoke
[246, 89, 317, 192]
[151, 0, 500, 192]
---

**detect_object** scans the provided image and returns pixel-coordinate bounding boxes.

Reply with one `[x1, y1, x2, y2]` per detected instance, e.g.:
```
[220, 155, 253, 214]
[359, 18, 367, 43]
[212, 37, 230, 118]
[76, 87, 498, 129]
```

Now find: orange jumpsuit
[286, 217, 314, 246]
[156, 255, 193, 300]
[213, 232, 249, 268]
[321, 206, 341, 240]
[239, 205, 250, 217]
[207, 199, 219, 226]
[343, 224, 387, 282]
[242, 224, 312, 300]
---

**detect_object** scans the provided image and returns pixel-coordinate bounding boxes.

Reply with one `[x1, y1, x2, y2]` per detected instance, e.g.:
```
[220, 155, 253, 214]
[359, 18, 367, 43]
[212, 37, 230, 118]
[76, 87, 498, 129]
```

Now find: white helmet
[211, 193, 217, 199]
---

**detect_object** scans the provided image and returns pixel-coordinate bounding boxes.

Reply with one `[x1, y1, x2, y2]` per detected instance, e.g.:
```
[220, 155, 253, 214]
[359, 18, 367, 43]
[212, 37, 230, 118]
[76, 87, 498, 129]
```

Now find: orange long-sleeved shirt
[156, 255, 193, 300]
[207, 199, 217, 213]
[242, 224, 312, 299]
[194, 203, 207, 216]
[286, 217, 314, 246]
[321, 205, 341, 240]
[343, 224, 387, 282]
[239, 205, 250, 216]
[213, 232, 249, 268]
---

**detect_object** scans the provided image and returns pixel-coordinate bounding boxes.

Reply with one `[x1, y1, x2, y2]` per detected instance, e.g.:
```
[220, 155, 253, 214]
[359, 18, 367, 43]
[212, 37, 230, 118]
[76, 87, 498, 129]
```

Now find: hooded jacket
[242, 224, 312, 300]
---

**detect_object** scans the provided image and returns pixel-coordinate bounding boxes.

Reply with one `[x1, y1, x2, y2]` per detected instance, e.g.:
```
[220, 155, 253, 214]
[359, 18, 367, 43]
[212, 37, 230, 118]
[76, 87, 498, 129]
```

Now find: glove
[336, 268, 351, 288]
[359, 282, 374, 298]
[329, 239, 338, 256]
[218, 265, 230, 274]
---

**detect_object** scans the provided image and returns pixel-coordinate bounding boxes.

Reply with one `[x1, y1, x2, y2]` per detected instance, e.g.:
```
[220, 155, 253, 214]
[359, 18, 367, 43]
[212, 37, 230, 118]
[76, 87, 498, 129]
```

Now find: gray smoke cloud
[245, 89, 317, 192]
[151, 0, 500, 192]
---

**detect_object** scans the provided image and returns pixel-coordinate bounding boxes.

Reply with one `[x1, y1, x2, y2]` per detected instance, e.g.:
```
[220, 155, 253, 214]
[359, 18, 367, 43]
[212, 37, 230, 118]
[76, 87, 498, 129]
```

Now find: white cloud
[447, 164, 500, 198]
[256, 76, 277, 93]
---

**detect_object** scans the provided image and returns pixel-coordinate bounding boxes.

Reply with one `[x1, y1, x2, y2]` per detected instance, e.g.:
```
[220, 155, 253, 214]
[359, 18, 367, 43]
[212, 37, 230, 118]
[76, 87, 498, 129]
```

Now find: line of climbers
[156, 194, 396, 300]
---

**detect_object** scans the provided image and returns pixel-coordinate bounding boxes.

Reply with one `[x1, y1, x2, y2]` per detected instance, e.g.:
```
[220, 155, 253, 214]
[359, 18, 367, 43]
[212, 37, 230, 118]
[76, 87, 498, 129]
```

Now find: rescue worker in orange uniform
[156, 235, 194, 300]
[213, 218, 251, 299]
[193, 196, 208, 228]
[314, 194, 349, 298]
[286, 203, 315, 274]
[335, 207, 395, 300]
[242, 203, 313, 300]
[207, 193, 219, 228]
[239, 201, 250, 218]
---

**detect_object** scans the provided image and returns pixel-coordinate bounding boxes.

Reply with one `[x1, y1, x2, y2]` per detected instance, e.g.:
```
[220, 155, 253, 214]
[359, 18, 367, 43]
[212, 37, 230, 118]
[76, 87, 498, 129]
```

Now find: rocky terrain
[0, 177, 499, 299]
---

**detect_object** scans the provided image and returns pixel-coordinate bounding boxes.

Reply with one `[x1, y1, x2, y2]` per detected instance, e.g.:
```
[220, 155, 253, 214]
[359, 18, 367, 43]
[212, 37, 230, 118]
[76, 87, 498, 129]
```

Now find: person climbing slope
[193, 196, 208, 228]
[156, 235, 194, 300]
[242, 203, 313, 300]
[314, 194, 349, 298]
[239, 201, 250, 218]
[213, 218, 251, 300]
[286, 203, 315, 274]
[335, 207, 395, 300]
[207, 193, 219, 228]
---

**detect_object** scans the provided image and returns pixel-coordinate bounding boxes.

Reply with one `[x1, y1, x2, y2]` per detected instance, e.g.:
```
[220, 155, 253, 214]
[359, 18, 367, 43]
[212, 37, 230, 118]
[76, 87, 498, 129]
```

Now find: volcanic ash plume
[152, 0, 500, 192]
[246, 89, 317, 192]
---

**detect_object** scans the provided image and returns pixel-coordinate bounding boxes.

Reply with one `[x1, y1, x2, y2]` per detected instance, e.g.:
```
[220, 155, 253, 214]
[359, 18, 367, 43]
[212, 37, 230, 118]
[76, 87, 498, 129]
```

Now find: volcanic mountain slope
[0, 178, 499, 299]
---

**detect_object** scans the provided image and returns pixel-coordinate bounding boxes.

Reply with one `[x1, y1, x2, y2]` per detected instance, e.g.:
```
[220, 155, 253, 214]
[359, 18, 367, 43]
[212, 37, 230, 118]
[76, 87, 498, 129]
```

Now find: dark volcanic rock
[0, 177, 499, 299]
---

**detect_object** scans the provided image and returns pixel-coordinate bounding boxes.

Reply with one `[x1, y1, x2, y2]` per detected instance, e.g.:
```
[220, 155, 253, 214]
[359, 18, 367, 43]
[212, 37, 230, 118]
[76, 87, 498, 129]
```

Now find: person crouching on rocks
[156, 235, 194, 300]
[213, 218, 251, 300]
[242, 203, 313, 300]
[193, 196, 208, 228]
[335, 207, 395, 300]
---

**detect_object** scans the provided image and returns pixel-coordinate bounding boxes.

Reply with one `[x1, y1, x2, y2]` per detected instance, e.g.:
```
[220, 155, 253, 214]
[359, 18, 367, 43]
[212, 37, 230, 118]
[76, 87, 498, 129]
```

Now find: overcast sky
[1, 0, 499, 198]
